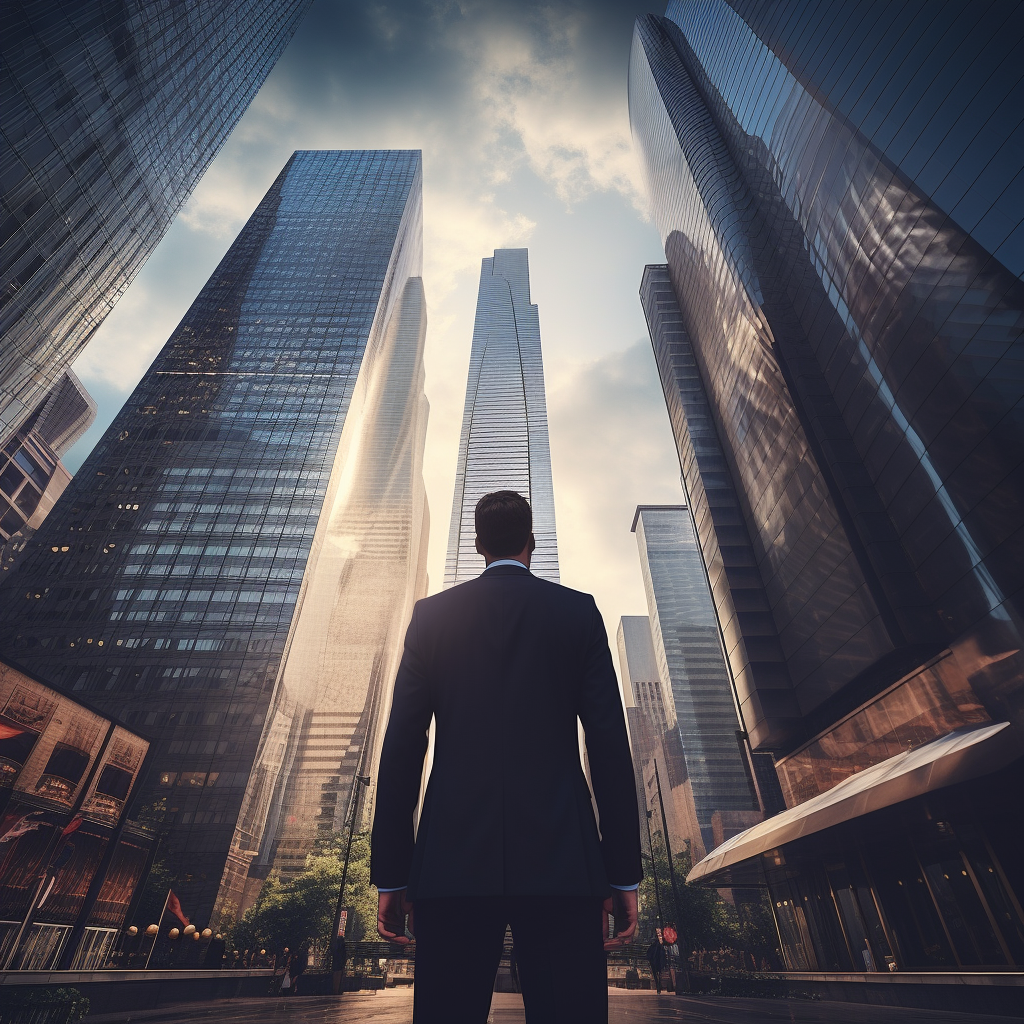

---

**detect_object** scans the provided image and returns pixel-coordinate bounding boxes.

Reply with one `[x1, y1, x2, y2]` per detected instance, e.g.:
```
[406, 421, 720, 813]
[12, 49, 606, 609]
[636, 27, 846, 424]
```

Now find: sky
[67, 0, 683, 647]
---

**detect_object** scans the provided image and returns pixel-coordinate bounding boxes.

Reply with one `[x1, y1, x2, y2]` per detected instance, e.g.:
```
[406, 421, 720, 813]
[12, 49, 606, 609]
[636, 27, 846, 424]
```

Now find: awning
[687, 721, 1017, 886]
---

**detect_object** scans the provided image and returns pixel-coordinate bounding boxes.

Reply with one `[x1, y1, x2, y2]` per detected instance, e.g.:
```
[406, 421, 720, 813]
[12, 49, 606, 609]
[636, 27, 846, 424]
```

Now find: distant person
[332, 932, 348, 995]
[646, 938, 666, 993]
[371, 490, 642, 1023]
[291, 946, 308, 994]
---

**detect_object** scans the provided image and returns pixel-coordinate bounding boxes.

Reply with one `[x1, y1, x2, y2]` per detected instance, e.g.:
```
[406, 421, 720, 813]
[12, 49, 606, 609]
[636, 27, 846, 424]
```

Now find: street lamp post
[332, 774, 371, 950]
[644, 806, 664, 929]
[652, 758, 691, 993]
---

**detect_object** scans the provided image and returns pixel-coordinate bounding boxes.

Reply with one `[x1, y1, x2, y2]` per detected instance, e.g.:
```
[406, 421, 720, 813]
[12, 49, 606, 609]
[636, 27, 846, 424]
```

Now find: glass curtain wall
[633, 506, 759, 858]
[0, 0, 312, 443]
[629, 0, 1024, 762]
[444, 248, 558, 585]
[0, 150, 427, 930]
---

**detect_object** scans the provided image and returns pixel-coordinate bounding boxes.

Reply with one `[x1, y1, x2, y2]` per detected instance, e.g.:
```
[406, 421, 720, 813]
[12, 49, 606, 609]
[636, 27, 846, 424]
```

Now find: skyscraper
[444, 249, 558, 585]
[0, 370, 96, 574]
[0, 0, 312, 445]
[631, 1, 1024, 972]
[0, 150, 428, 930]
[617, 614, 695, 861]
[632, 507, 759, 860]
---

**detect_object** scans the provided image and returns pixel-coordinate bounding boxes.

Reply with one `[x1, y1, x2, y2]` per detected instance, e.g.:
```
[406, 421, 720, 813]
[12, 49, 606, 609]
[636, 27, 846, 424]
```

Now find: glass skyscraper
[0, 0, 312, 445]
[617, 614, 695, 861]
[0, 150, 429, 932]
[444, 248, 558, 585]
[632, 0, 1024, 973]
[632, 506, 759, 859]
[0, 370, 96, 574]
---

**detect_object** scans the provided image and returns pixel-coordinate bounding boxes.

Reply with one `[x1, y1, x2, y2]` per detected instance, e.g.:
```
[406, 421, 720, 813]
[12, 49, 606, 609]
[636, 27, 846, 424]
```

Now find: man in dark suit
[371, 490, 642, 1023]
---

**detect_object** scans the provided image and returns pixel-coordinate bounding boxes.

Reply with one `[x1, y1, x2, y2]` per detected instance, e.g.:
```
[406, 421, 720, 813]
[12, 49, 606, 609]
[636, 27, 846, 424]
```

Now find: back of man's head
[475, 490, 532, 557]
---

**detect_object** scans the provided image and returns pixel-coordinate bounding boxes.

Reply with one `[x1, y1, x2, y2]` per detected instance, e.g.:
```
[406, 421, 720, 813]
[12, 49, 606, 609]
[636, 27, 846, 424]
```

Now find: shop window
[920, 853, 1005, 965]
[864, 841, 956, 969]
[825, 860, 891, 971]
[960, 831, 1024, 966]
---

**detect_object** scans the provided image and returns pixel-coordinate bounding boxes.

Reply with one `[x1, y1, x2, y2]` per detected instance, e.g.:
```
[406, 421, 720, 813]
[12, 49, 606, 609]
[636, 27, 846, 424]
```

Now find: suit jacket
[370, 564, 643, 900]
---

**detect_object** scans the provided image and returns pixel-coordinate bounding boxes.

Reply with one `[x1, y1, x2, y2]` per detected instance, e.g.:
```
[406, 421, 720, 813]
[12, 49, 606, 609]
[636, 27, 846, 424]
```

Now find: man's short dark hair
[475, 491, 532, 557]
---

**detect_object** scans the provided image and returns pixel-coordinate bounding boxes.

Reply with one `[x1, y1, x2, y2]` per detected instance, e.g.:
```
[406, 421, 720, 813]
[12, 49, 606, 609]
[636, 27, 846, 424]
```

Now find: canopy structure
[687, 722, 1017, 886]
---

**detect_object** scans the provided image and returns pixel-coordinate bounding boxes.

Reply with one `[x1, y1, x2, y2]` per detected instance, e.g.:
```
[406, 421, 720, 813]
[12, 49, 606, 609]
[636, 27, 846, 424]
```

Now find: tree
[640, 827, 781, 970]
[230, 831, 377, 957]
[130, 855, 174, 931]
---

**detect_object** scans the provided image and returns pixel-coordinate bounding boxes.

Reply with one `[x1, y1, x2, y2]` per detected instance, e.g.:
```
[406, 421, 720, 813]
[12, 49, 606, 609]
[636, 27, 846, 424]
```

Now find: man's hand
[377, 888, 414, 944]
[602, 887, 638, 950]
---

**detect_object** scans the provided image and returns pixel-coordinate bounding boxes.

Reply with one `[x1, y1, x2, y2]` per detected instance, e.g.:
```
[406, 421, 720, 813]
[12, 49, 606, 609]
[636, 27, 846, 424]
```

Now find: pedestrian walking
[646, 938, 666, 993]
[291, 946, 308, 995]
[372, 491, 642, 1024]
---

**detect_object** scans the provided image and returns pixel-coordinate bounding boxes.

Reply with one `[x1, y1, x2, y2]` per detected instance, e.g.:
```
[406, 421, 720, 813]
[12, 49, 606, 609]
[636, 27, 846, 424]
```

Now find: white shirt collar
[484, 558, 529, 571]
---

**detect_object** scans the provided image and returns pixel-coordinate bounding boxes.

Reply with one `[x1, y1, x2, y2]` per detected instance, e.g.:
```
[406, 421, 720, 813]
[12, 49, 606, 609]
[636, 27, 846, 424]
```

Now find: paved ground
[87, 988, 1024, 1024]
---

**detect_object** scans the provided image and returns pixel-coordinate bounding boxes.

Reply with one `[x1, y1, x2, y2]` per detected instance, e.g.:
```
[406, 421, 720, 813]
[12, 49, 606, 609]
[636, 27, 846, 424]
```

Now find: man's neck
[485, 557, 528, 569]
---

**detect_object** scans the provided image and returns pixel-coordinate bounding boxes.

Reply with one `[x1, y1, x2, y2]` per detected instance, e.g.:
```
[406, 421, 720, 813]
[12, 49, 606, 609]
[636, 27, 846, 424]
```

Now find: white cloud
[70, 0, 672, 636]
[547, 340, 685, 634]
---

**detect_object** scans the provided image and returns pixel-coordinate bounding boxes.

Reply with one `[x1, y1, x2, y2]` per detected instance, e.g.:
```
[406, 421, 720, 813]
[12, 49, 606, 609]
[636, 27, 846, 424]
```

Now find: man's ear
[475, 536, 485, 557]
[529, 533, 536, 553]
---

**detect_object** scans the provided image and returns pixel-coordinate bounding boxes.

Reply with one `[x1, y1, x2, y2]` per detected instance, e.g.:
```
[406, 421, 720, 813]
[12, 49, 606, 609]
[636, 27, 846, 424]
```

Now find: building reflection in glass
[0, 657, 151, 971]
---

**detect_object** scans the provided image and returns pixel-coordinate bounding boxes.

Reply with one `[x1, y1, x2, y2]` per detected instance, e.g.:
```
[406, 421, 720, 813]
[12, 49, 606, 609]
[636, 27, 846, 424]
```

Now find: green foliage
[638, 828, 780, 969]
[638, 831, 725, 946]
[2, 986, 90, 1023]
[130, 855, 173, 931]
[230, 831, 376, 956]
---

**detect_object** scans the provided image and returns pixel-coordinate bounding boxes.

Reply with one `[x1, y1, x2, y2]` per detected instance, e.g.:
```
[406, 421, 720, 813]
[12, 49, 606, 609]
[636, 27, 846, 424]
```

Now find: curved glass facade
[0, 0, 311, 443]
[630, 1, 1024, 758]
[0, 150, 428, 929]
[444, 248, 558, 585]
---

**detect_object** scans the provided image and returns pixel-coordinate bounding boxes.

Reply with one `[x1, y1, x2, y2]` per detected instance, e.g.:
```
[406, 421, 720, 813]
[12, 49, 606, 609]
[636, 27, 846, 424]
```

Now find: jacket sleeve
[370, 604, 433, 890]
[577, 598, 643, 888]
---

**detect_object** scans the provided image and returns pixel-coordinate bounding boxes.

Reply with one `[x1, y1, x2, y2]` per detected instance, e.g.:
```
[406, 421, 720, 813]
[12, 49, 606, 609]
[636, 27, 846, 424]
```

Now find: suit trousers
[411, 895, 607, 1024]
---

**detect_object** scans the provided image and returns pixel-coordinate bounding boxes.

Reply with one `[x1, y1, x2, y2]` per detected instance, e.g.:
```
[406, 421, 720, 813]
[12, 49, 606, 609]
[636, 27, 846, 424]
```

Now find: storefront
[688, 724, 1024, 972]
[0, 658, 152, 970]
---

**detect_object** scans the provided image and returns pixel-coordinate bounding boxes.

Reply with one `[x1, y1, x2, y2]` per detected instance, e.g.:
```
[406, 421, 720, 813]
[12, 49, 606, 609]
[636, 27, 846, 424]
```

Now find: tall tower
[632, 506, 759, 857]
[0, 150, 428, 929]
[444, 249, 558, 585]
[630, 1, 1024, 973]
[0, 0, 312, 445]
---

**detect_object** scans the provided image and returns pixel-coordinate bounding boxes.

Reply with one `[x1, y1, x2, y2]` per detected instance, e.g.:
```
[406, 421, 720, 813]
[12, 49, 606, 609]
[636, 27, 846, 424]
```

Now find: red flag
[166, 890, 190, 927]
[0, 723, 26, 740]
[61, 815, 83, 836]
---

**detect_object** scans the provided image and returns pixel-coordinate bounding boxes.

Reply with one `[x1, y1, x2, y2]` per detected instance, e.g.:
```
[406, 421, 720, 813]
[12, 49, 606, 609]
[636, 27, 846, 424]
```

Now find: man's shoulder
[414, 573, 597, 612]
[529, 575, 598, 608]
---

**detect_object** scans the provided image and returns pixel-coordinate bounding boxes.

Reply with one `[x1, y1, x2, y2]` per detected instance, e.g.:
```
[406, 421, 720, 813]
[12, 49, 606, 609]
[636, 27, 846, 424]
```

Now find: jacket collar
[482, 562, 532, 576]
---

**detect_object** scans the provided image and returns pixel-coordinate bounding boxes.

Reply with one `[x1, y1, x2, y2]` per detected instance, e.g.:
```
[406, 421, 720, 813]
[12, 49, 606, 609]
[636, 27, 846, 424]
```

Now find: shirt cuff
[609, 882, 640, 891]
[376, 885, 406, 893]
